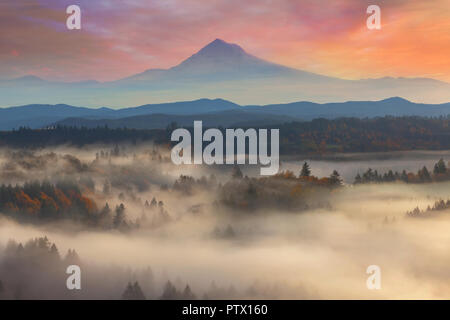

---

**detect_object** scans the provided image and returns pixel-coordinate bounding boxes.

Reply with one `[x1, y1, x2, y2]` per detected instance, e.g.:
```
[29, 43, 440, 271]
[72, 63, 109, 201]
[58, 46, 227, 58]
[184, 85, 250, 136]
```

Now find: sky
[0, 0, 449, 82]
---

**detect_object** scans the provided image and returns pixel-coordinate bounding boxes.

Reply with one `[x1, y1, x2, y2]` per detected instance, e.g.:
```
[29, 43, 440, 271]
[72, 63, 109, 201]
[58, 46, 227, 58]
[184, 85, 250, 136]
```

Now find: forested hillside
[1, 116, 449, 154]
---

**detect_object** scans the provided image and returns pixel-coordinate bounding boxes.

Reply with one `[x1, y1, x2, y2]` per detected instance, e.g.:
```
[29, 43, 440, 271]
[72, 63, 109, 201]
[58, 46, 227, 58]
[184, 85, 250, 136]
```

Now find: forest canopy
[0, 116, 449, 155]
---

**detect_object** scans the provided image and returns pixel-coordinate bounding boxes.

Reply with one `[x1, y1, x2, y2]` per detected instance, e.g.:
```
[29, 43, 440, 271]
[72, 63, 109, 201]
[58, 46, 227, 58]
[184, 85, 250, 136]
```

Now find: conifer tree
[330, 170, 343, 186]
[300, 162, 311, 177]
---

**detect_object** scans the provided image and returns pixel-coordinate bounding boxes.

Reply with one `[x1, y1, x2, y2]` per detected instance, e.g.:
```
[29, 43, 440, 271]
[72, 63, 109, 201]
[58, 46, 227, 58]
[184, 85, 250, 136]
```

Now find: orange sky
[0, 0, 449, 82]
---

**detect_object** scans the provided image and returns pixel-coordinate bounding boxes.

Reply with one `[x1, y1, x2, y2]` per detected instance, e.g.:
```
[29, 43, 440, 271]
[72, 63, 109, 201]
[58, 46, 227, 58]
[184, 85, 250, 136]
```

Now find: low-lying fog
[0, 146, 449, 299]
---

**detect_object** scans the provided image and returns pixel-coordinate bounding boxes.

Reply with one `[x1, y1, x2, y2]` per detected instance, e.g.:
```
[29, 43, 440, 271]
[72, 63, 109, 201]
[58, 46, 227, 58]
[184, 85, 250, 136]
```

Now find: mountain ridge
[1, 38, 450, 106]
[1, 97, 449, 131]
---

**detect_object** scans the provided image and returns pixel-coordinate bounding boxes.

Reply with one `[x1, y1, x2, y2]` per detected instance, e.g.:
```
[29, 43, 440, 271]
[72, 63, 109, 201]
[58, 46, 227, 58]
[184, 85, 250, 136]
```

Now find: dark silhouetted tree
[418, 166, 432, 182]
[182, 285, 196, 300]
[113, 203, 127, 229]
[122, 281, 146, 300]
[330, 170, 343, 186]
[434, 159, 447, 175]
[160, 281, 179, 300]
[300, 162, 311, 177]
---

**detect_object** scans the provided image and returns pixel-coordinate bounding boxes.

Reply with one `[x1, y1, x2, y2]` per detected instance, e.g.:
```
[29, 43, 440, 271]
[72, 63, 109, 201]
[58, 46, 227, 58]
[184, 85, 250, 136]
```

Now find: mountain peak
[381, 97, 410, 103]
[170, 38, 270, 75]
[196, 38, 246, 57]
[210, 38, 228, 45]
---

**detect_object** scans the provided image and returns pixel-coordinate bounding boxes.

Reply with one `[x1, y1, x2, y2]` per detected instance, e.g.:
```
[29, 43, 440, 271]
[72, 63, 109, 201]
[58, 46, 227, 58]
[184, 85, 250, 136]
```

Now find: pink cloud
[0, 0, 448, 82]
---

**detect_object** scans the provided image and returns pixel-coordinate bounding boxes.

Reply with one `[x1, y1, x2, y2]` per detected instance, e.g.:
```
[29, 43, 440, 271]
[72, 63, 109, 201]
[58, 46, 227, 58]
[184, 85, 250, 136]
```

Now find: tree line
[406, 199, 450, 218]
[0, 180, 136, 230]
[1, 115, 450, 154]
[354, 159, 450, 184]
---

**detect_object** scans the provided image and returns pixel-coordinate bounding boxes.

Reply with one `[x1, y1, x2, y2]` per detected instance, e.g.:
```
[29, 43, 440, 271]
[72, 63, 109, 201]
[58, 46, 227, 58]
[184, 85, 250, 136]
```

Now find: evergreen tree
[330, 170, 343, 186]
[434, 158, 447, 175]
[300, 162, 311, 177]
[401, 170, 408, 182]
[122, 283, 133, 300]
[132, 281, 146, 300]
[418, 166, 432, 182]
[160, 281, 179, 300]
[386, 170, 395, 182]
[65, 249, 81, 266]
[49, 243, 59, 260]
[99, 203, 113, 228]
[182, 285, 196, 300]
[100, 203, 111, 216]
[121, 282, 145, 300]
[113, 203, 127, 229]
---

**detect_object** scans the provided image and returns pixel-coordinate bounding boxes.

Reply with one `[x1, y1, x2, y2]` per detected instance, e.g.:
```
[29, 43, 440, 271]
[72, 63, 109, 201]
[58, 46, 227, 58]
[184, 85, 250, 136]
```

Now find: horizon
[0, 95, 446, 111]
